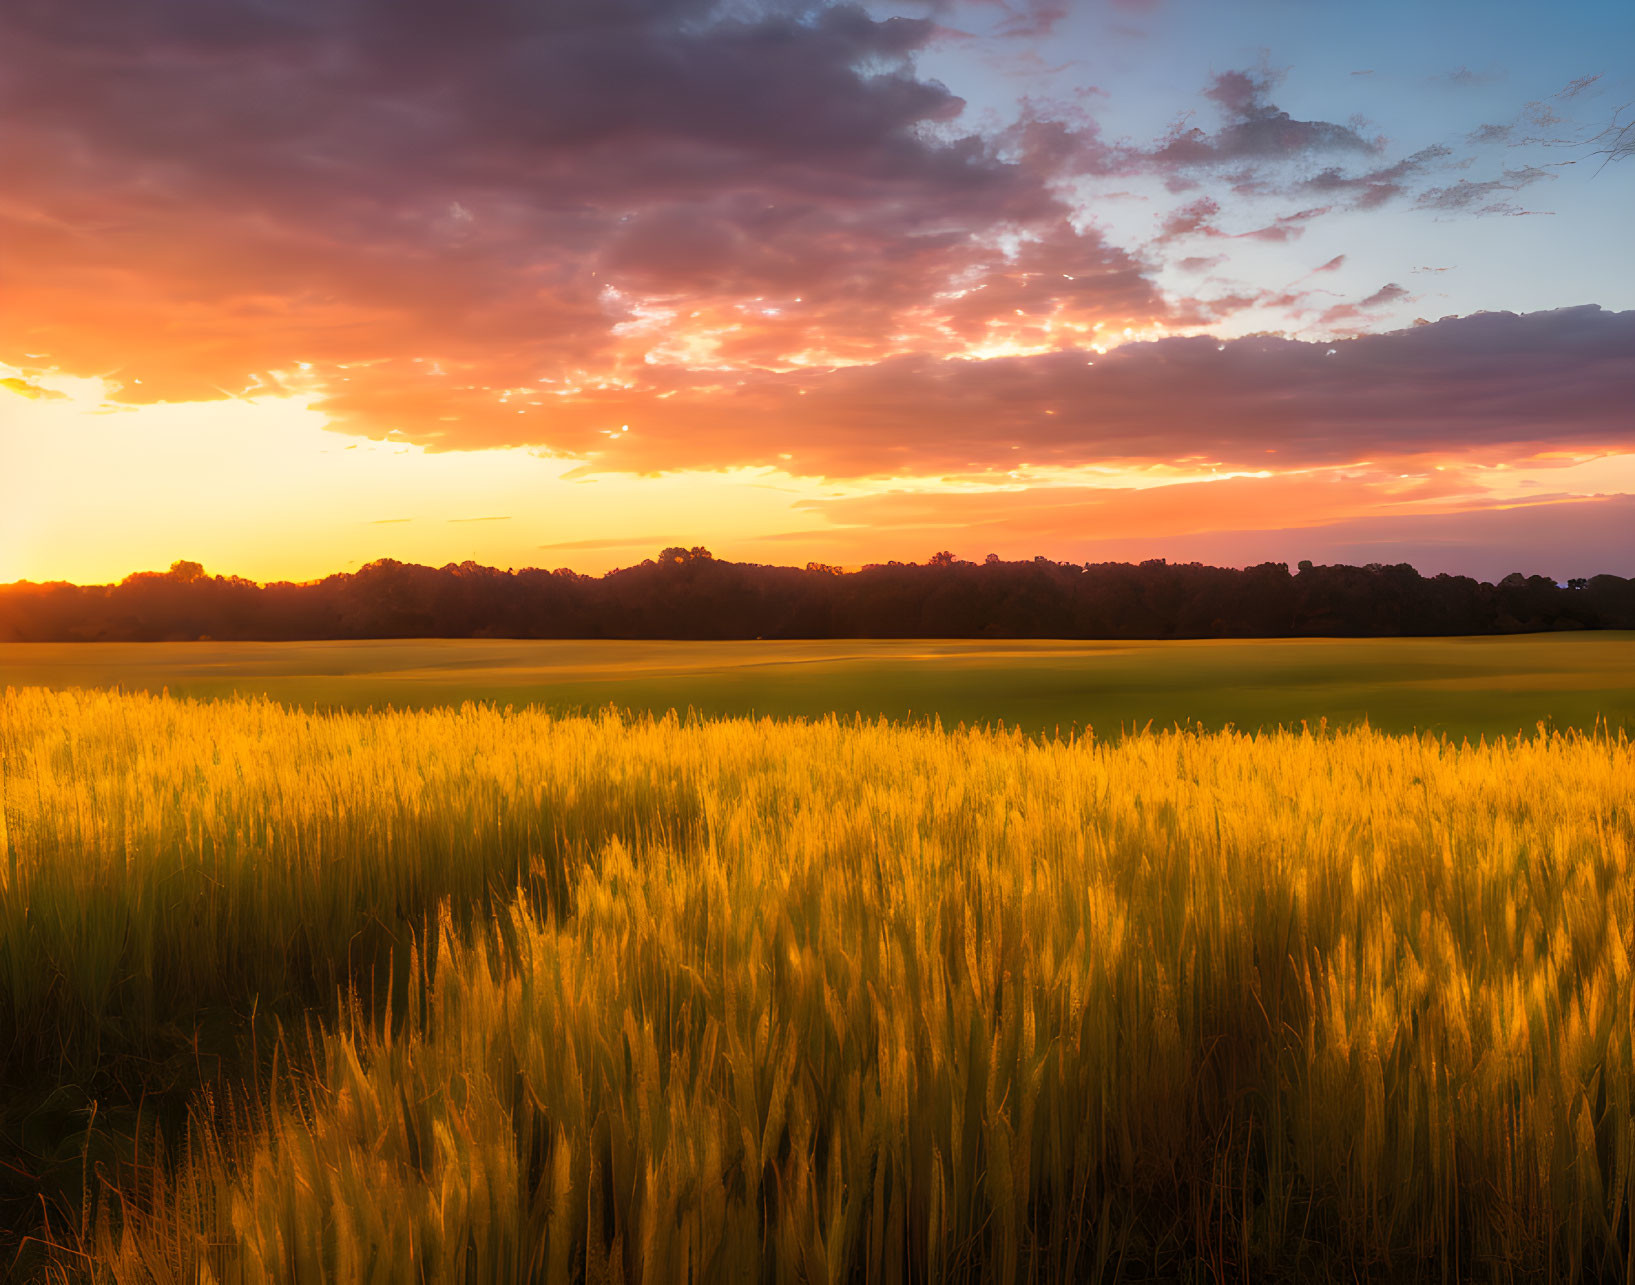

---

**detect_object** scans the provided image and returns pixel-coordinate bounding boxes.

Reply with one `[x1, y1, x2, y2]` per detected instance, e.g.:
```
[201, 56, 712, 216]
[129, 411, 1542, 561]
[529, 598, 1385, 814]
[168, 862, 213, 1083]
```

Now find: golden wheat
[2, 687, 1631, 1281]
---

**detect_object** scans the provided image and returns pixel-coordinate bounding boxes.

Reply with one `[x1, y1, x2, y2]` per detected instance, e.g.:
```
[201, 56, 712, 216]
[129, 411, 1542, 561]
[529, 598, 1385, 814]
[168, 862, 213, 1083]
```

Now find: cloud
[797, 471, 1443, 542]
[1242, 494, 1635, 581]
[387, 306, 1633, 479]
[1154, 197, 1329, 244]
[1142, 494, 1635, 583]
[1415, 165, 1557, 215]
[986, 0, 1070, 39]
[1155, 197, 1223, 241]
[1460, 83, 1601, 155]
[1301, 145, 1453, 210]
[0, 3, 1622, 482]
[1436, 66, 1503, 88]
[1562, 73, 1603, 98]
[1115, 66, 1564, 228]
[1138, 69, 1380, 173]
[1249, 65, 1615, 219]
[0, 376, 65, 399]
[0, 0, 1162, 405]
[758, 481, 1635, 583]
[1317, 282, 1410, 328]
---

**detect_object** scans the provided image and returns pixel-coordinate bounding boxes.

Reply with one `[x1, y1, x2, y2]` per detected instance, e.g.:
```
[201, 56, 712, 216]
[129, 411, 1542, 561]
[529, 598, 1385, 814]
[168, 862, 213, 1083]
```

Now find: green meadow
[2, 632, 1632, 737]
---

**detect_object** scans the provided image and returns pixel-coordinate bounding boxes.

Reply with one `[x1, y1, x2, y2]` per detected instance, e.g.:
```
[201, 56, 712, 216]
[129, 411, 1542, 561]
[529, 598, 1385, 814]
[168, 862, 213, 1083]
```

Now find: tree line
[2, 549, 1632, 642]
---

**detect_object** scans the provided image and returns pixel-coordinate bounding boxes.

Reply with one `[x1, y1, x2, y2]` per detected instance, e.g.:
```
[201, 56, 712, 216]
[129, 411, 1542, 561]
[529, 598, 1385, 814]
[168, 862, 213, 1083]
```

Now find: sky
[2, 0, 1632, 585]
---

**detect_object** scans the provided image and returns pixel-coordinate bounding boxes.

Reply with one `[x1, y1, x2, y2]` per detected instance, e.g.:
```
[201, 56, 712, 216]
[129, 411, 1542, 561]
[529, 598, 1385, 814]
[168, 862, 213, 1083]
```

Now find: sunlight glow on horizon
[6, 365, 1631, 586]
[0, 370, 827, 584]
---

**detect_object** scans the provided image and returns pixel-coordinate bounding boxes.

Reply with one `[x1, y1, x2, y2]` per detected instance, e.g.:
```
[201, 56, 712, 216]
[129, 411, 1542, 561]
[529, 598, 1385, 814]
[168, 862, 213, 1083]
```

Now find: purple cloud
[1139, 69, 1380, 172]
[0, 0, 1170, 403]
[396, 306, 1635, 478]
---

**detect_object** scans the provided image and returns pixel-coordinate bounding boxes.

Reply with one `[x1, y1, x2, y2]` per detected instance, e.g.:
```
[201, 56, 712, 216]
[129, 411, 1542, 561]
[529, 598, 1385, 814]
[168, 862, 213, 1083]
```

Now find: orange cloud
[295, 308, 1635, 480]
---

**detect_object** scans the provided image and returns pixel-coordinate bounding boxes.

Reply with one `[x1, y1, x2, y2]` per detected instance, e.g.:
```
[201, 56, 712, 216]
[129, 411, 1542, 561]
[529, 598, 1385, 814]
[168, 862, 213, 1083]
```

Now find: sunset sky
[2, 0, 1632, 585]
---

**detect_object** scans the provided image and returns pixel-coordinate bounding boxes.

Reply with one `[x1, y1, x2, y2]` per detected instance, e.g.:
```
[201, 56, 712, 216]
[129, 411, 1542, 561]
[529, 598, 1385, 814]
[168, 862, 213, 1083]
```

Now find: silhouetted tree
[2, 549, 1631, 643]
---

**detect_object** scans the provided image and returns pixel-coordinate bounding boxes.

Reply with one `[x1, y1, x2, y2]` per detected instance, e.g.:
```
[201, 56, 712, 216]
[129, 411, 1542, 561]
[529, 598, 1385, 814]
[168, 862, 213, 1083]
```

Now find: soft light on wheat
[1, 688, 1630, 1281]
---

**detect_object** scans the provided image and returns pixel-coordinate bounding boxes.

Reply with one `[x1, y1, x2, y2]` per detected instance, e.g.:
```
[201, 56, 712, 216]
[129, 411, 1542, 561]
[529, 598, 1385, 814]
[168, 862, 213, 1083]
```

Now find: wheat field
[2, 687, 1632, 1281]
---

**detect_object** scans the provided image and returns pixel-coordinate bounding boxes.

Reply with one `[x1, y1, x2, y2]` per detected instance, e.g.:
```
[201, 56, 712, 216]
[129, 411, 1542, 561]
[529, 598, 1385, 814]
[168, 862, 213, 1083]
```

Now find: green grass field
[3, 632, 1632, 738]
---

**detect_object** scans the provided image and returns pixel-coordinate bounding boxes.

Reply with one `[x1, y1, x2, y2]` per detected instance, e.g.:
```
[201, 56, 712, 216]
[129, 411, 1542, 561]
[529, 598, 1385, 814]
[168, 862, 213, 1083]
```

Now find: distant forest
[3, 550, 1633, 642]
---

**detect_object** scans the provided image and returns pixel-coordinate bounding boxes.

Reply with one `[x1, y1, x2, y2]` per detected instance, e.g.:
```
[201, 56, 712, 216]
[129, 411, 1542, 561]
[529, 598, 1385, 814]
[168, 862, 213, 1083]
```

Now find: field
[3, 683, 1633, 1281]
[4, 632, 1635, 738]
